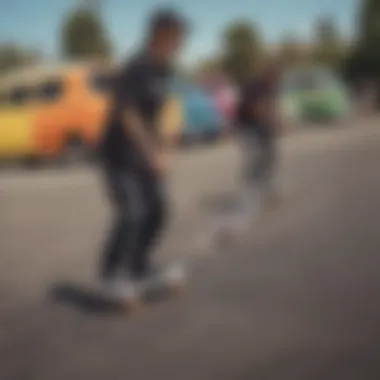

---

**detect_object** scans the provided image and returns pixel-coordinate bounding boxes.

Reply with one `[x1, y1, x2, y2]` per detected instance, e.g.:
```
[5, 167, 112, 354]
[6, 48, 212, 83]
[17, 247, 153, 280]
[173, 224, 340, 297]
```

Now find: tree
[353, 0, 380, 74]
[60, 0, 112, 61]
[193, 56, 221, 79]
[220, 21, 262, 84]
[0, 44, 42, 75]
[278, 33, 305, 68]
[358, 0, 380, 51]
[342, 0, 380, 86]
[312, 15, 345, 69]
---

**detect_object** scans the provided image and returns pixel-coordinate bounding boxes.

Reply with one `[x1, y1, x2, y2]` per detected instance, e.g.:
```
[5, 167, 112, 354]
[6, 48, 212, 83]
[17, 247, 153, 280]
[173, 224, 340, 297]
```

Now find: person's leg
[101, 214, 128, 280]
[207, 130, 262, 245]
[128, 173, 169, 278]
[234, 132, 265, 229]
[260, 137, 281, 207]
[100, 169, 147, 281]
[129, 174, 185, 286]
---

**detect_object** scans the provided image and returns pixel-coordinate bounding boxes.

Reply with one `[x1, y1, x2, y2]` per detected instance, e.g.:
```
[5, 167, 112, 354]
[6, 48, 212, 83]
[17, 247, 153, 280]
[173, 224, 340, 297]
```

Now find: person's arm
[116, 66, 164, 174]
[122, 107, 163, 170]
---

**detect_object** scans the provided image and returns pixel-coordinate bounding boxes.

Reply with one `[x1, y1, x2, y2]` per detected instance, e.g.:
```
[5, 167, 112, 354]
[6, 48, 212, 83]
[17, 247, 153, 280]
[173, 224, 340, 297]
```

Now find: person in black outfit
[99, 8, 188, 300]
[236, 62, 283, 220]
[210, 62, 283, 244]
[237, 64, 280, 181]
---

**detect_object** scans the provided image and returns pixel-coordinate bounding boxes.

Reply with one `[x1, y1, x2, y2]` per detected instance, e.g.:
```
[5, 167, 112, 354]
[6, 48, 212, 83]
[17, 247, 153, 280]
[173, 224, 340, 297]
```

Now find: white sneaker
[163, 263, 186, 284]
[103, 277, 139, 302]
[140, 264, 186, 290]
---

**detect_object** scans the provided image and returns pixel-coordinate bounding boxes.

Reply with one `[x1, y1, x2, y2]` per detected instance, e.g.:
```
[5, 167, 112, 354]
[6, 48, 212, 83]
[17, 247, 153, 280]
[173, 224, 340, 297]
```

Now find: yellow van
[0, 62, 112, 162]
[0, 63, 184, 162]
[0, 72, 37, 159]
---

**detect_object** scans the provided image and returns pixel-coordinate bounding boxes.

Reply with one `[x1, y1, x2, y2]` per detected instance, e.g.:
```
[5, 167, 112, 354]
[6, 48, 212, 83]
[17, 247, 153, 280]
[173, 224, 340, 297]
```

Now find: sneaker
[130, 264, 161, 282]
[161, 263, 186, 286]
[103, 276, 139, 302]
[136, 263, 186, 290]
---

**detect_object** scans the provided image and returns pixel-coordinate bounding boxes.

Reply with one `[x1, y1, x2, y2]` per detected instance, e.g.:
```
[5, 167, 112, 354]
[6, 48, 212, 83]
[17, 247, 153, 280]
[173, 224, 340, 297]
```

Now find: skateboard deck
[118, 275, 187, 312]
[52, 263, 188, 315]
[99, 262, 189, 313]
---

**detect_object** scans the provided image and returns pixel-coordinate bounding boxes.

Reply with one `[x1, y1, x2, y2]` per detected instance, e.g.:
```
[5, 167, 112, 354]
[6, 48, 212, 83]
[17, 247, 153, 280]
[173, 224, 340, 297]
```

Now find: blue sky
[0, 0, 359, 64]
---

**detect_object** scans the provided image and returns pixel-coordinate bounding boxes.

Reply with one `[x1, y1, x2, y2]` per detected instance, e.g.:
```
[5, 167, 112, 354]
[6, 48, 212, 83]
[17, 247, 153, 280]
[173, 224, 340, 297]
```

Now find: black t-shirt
[235, 77, 276, 138]
[101, 52, 173, 169]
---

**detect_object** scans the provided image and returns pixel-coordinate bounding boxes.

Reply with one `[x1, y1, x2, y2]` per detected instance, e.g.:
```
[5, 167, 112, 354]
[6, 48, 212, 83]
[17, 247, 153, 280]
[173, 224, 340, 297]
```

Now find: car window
[317, 69, 340, 88]
[298, 74, 317, 91]
[283, 70, 320, 92]
[37, 79, 63, 102]
[9, 86, 34, 106]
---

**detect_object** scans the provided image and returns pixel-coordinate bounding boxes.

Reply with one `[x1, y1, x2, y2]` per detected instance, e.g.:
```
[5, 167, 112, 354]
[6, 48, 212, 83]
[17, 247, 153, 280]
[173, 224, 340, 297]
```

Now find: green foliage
[359, 0, 380, 50]
[343, 0, 380, 82]
[0, 44, 41, 75]
[60, 2, 112, 60]
[278, 33, 306, 68]
[221, 21, 262, 83]
[194, 57, 221, 78]
[312, 16, 345, 69]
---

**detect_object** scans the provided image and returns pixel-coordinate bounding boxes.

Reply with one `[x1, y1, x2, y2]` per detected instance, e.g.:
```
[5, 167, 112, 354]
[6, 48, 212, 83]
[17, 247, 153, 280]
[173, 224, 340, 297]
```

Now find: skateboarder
[212, 60, 284, 243]
[99, 8, 188, 301]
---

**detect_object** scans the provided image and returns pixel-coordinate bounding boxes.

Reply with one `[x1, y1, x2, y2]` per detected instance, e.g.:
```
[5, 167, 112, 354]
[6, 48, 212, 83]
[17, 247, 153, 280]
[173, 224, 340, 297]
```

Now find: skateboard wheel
[169, 282, 187, 296]
[120, 298, 143, 313]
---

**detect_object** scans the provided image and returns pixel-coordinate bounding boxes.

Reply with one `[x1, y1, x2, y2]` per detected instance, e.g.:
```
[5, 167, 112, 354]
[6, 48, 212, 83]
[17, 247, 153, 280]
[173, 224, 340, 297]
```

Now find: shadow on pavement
[49, 283, 128, 315]
[49, 282, 182, 316]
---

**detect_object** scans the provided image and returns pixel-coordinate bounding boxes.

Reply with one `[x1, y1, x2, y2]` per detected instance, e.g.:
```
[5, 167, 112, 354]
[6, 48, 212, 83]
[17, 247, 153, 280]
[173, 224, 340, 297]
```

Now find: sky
[0, 0, 359, 64]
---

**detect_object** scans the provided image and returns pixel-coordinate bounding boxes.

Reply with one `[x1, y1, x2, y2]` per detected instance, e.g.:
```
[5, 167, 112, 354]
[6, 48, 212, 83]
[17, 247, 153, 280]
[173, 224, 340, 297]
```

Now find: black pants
[240, 129, 277, 185]
[100, 165, 168, 279]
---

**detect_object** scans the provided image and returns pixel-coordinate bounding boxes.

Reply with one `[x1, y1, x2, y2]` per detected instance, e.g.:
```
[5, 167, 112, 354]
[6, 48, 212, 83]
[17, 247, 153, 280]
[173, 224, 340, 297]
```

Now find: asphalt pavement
[1, 118, 380, 380]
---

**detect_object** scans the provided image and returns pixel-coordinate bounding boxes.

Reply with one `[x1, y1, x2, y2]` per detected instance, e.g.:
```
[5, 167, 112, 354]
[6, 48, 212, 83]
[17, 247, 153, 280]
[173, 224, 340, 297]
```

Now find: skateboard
[105, 263, 189, 313]
[52, 263, 188, 315]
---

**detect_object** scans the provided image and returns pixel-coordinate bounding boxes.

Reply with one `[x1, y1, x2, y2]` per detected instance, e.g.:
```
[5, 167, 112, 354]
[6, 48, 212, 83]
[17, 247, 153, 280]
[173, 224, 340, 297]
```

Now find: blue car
[172, 80, 224, 144]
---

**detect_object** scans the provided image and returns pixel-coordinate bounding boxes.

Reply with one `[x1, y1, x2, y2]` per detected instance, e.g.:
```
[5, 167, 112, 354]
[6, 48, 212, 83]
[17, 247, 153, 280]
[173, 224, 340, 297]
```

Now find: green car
[280, 66, 351, 123]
